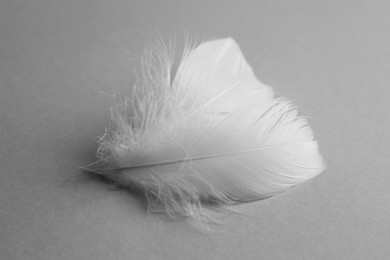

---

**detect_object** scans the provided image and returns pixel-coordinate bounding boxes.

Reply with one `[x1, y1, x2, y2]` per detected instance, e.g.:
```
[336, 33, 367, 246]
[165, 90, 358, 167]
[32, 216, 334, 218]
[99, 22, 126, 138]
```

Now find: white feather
[92, 37, 325, 219]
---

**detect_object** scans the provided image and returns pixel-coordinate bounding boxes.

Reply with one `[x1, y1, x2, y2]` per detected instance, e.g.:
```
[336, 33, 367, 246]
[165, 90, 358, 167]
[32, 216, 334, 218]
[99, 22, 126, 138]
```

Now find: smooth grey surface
[1, 0, 389, 259]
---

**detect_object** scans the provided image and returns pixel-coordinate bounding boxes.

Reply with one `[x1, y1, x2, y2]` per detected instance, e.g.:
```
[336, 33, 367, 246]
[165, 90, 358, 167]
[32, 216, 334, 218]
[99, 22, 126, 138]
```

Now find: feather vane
[92, 38, 325, 219]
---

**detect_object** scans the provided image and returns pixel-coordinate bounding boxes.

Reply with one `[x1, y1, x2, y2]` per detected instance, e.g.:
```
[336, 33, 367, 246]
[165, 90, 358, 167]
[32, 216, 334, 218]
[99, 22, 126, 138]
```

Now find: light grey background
[1, 0, 389, 259]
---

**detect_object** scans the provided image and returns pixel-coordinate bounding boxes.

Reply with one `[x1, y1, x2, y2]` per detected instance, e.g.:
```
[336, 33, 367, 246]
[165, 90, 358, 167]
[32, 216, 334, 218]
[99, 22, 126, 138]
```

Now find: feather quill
[91, 37, 325, 219]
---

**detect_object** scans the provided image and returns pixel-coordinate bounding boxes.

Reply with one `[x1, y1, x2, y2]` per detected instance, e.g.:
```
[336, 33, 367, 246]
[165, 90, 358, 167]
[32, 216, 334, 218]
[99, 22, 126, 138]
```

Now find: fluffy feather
[91, 37, 325, 220]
